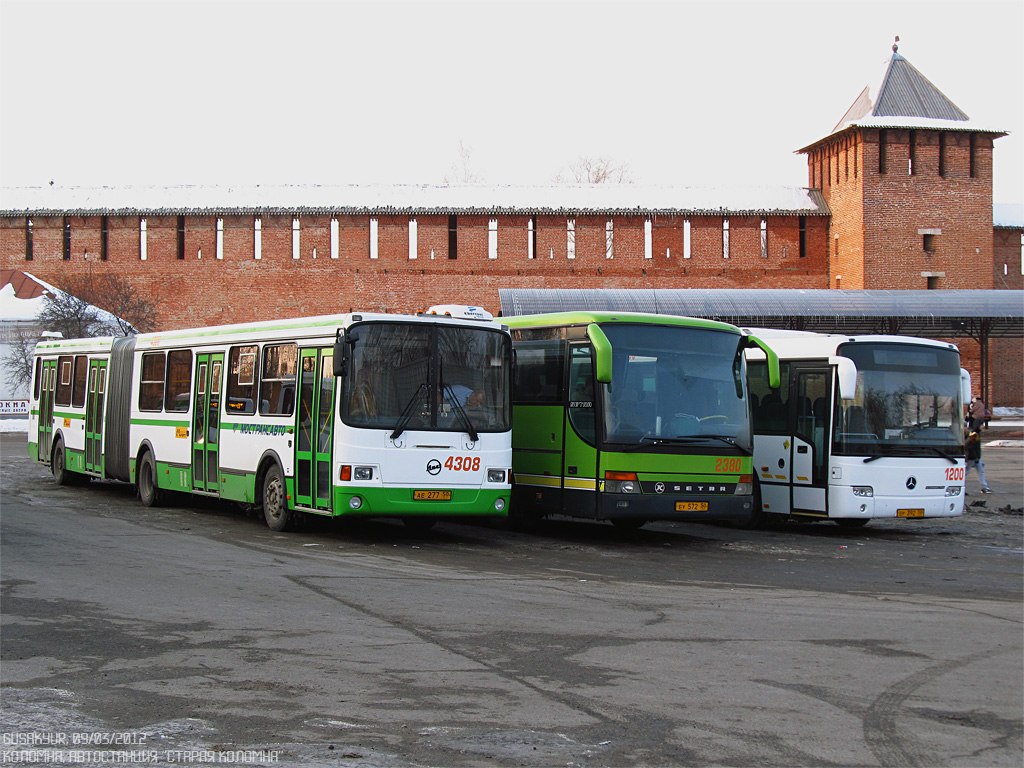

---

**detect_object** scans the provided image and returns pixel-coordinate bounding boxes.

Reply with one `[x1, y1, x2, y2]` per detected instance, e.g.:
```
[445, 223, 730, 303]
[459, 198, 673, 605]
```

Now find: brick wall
[0, 212, 832, 329]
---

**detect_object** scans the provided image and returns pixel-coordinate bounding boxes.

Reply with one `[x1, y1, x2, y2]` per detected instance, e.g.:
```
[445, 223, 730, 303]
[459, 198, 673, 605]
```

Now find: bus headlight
[487, 469, 506, 484]
[354, 466, 373, 481]
[852, 486, 874, 497]
[734, 475, 753, 495]
[349, 496, 363, 510]
[494, 497, 506, 512]
[605, 471, 638, 494]
[945, 486, 962, 497]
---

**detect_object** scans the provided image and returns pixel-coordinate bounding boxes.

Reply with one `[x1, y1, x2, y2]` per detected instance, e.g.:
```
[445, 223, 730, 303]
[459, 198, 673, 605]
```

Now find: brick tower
[799, 40, 1007, 290]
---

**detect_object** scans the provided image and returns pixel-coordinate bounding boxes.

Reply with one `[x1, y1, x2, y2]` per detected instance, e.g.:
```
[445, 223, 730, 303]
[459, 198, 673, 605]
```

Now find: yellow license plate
[897, 508, 925, 517]
[414, 490, 452, 501]
[676, 502, 709, 512]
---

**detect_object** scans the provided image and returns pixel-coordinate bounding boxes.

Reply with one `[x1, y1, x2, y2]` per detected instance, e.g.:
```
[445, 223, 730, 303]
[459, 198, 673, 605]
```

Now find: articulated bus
[505, 312, 780, 528]
[28, 307, 512, 531]
[744, 330, 970, 527]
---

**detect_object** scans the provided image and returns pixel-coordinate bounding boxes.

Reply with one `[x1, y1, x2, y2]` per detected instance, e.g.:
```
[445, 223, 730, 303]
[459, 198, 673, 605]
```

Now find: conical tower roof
[800, 40, 1005, 151]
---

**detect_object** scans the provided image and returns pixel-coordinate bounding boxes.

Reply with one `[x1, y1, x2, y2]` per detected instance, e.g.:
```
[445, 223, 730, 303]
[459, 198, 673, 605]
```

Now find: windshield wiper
[617, 435, 751, 455]
[444, 384, 479, 442]
[863, 445, 959, 464]
[390, 382, 428, 440]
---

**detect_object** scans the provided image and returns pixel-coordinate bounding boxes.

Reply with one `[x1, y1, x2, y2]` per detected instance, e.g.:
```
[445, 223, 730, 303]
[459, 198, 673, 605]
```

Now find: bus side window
[32, 358, 42, 400]
[139, 352, 166, 412]
[227, 345, 258, 415]
[260, 344, 298, 416]
[72, 356, 88, 408]
[513, 341, 564, 403]
[165, 350, 193, 412]
[55, 356, 74, 406]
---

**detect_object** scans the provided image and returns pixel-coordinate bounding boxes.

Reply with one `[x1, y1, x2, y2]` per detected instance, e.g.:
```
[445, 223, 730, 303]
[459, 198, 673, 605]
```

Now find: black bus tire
[52, 440, 74, 486]
[137, 452, 162, 507]
[262, 465, 293, 532]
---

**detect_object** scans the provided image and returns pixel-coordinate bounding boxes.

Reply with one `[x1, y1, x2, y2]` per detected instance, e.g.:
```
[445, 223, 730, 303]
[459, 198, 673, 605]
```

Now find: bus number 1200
[945, 466, 965, 481]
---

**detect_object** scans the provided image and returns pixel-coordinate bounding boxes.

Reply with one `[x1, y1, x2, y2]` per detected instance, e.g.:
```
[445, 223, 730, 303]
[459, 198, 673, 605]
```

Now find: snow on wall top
[0, 183, 828, 217]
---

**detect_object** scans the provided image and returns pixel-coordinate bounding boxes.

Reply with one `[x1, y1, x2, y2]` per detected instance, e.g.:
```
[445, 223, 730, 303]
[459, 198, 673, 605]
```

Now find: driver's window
[567, 345, 595, 444]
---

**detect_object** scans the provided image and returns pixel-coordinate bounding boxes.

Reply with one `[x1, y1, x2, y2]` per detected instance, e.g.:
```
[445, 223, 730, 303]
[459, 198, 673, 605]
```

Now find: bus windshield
[599, 324, 750, 449]
[834, 342, 964, 457]
[342, 321, 511, 433]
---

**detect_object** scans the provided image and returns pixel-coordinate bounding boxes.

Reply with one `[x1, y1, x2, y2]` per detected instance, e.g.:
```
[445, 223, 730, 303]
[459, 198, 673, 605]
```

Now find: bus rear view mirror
[333, 330, 347, 377]
[831, 356, 858, 400]
[586, 324, 613, 384]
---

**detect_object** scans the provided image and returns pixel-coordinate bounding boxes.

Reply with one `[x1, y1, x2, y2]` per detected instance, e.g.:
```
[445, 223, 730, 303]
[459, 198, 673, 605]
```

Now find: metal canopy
[498, 289, 1024, 338]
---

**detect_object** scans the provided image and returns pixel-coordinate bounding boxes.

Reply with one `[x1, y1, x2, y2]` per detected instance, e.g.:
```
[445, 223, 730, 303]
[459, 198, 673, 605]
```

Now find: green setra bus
[507, 312, 779, 529]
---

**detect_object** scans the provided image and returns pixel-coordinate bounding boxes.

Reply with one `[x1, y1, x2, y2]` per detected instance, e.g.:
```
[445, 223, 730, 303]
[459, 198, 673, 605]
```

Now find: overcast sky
[1, 0, 1021, 203]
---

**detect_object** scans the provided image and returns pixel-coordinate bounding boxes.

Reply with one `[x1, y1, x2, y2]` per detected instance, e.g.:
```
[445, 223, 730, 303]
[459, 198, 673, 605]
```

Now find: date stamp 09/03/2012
[1, 732, 279, 765]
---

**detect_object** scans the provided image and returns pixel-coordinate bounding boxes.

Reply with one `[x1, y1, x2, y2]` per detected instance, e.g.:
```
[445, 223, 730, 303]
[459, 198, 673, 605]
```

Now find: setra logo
[426, 459, 442, 475]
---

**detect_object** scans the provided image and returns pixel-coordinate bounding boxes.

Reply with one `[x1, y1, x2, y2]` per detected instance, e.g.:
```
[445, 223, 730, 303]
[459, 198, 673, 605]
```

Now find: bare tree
[37, 273, 155, 338]
[2, 273, 156, 392]
[554, 155, 634, 184]
[443, 140, 485, 184]
[2, 326, 39, 393]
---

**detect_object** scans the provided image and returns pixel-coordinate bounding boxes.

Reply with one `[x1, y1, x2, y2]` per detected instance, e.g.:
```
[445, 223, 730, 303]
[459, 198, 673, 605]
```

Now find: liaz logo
[426, 459, 442, 475]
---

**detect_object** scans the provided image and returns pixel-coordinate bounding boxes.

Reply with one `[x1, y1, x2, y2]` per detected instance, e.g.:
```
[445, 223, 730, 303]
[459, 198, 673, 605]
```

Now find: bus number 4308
[445, 456, 481, 472]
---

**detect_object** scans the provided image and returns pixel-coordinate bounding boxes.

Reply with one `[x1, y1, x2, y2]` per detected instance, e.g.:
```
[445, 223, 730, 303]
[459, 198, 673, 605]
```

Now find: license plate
[676, 502, 709, 512]
[414, 490, 452, 501]
[897, 508, 925, 517]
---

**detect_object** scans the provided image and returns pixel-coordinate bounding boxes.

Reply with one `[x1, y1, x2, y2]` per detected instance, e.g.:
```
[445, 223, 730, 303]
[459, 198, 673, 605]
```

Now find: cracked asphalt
[2, 432, 1021, 767]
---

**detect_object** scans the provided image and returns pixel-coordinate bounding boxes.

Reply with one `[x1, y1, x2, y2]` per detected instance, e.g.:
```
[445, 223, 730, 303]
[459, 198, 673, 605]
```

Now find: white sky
[1, 0, 1022, 203]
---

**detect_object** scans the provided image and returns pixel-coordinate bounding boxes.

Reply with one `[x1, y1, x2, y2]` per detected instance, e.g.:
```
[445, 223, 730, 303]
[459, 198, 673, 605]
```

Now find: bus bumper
[828, 486, 965, 520]
[598, 492, 754, 523]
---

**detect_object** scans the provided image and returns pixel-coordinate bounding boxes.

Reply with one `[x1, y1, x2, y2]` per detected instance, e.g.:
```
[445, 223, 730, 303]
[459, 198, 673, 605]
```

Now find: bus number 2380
[715, 458, 743, 473]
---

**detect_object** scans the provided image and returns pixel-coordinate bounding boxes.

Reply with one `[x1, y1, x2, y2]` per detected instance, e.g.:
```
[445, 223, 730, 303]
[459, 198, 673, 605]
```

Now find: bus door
[85, 360, 107, 474]
[192, 353, 224, 493]
[38, 359, 58, 462]
[563, 342, 598, 517]
[790, 365, 832, 515]
[294, 348, 335, 512]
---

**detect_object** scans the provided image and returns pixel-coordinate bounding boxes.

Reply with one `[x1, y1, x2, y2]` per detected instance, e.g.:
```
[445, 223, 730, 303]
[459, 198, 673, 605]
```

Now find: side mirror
[586, 324, 612, 384]
[743, 334, 781, 389]
[333, 330, 346, 377]
[960, 368, 971, 408]
[830, 356, 858, 400]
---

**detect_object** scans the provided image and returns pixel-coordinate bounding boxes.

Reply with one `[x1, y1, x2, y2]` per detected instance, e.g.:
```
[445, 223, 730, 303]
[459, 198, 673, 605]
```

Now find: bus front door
[85, 360, 107, 474]
[192, 353, 224, 494]
[295, 348, 335, 512]
[564, 342, 598, 517]
[790, 366, 832, 516]
[38, 359, 58, 463]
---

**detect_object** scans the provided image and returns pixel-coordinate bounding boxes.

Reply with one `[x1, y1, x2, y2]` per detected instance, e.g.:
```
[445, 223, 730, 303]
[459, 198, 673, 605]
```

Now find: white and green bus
[28, 307, 513, 531]
[744, 329, 969, 527]
[506, 312, 780, 528]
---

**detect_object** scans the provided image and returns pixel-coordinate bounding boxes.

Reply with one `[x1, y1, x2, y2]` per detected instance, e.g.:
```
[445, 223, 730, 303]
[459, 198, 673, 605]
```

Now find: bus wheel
[611, 518, 646, 531]
[137, 452, 162, 507]
[52, 441, 74, 486]
[262, 465, 293, 532]
[835, 518, 870, 528]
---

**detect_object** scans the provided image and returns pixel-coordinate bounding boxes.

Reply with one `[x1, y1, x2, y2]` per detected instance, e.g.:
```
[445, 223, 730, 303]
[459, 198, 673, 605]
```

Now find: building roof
[0, 183, 830, 218]
[799, 42, 1007, 152]
[498, 288, 1024, 338]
